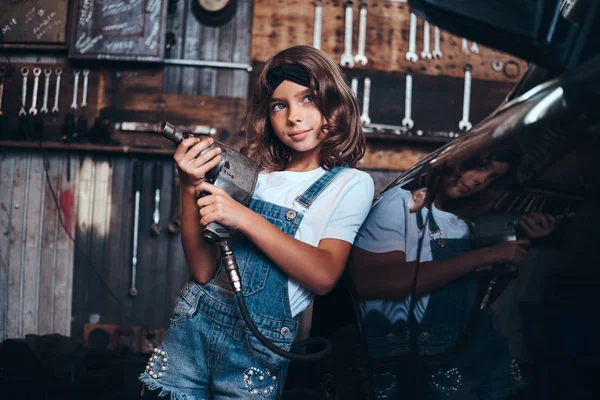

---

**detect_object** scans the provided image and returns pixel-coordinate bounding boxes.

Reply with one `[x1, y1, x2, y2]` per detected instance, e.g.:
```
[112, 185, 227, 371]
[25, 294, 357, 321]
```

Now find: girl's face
[441, 160, 510, 198]
[269, 80, 326, 156]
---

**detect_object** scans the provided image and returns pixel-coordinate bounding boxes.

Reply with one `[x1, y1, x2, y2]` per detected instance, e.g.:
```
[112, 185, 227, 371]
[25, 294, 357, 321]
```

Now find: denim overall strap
[294, 166, 346, 209]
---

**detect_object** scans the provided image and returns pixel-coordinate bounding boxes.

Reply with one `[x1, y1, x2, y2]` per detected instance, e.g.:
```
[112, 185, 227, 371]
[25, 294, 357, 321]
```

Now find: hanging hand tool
[150, 161, 163, 237]
[40, 69, 51, 114]
[130, 160, 143, 297]
[18, 67, 29, 117]
[168, 165, 182, 234]
[28, 68, 41, 115]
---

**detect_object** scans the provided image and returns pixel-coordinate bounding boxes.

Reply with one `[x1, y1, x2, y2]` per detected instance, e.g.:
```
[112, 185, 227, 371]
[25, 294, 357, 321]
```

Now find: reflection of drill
[469, 212, 574, 309]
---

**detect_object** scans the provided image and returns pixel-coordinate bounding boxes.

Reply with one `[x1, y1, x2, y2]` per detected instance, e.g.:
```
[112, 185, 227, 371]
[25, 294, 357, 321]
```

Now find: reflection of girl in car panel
[348, 150, 556, 400]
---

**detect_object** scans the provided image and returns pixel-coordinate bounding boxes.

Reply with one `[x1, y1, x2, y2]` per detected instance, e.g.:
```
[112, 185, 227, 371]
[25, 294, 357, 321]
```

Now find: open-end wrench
[130, 160, 143, 297]
[19, 68, 29, 117]
[354, 2, 368, 65]
[360, 77, 371, 126]
[40, 69, 51, 114]
[421, 21, 432, 59]
[405, 13, 419, 62]
[461, 38, 470, 55]
[470, 41, 479, 54]
[52, 68, 62, 113]
[168, 166, 182, 234]
[459, 67, 473, 131]
[0, 67, 5, 115]
[313, 1, 324, 49]
[432, 26, 442, 59]
[150, 161, 163, 237]
[402, 72, 414, 129]
[340, 1, 355, 68]
[28, 68, 41, 115]
[81, 69, 89, 107]
[70, 70, 80, 110]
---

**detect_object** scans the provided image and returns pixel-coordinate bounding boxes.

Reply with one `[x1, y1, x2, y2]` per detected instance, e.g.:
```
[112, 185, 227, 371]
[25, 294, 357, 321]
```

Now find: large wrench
[19, 68, 29, 117]
[461, 38, 470, 55]
[360, 77, 371, 126]
[354, 2, 368, 65]
[130, 160, 143, 297]
[40, 69, 51, 114]
[70, 70, 80, 110]
[459, 67, 473, 131]
[405, 13, 419, 62]
[313, 1, 324, 49]
[402, 72, 414, 129]
[81, 69, 89, 107]
[340, 1, 355, 68]
[28, 68, 41, 115]
[432, 26, 442, 59]
[421, 21, 432, 59]
[52, 68, 62, 113]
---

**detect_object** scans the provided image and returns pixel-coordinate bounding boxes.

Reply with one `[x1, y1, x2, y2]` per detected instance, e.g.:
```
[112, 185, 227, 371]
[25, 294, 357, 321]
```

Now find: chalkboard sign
[68, 0, 168, 62]
[0, 0, 70, 49]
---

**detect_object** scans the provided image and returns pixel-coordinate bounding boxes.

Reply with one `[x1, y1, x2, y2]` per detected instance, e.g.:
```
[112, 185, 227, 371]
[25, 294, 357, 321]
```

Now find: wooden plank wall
[0, 151, 77, 339]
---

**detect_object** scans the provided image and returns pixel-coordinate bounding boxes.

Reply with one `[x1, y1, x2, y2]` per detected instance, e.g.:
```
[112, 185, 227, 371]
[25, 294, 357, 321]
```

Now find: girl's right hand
[485, 239, 530, 265]
[174, 137, 222, 195]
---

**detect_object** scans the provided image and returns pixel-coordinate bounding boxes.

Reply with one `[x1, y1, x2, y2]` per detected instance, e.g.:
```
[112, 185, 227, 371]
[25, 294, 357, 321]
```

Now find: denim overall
[365, 210, 525, 400]
[140, 167, 345, 400]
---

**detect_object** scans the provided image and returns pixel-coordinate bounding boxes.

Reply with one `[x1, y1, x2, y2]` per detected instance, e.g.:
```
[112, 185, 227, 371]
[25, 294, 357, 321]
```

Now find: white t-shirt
[252, 167, 374, 317]
[353, 186, 469, 323]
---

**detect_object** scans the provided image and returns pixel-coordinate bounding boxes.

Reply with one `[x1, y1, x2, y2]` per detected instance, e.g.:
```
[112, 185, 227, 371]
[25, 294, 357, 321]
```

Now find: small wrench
[402, 72, 414, 129]
[19, 68, 29, 117]
[130, 160, 143, 297]
[71, 70, 80, 110]
[432, 26, 442, 59]
[354, 2, 368, 65]
[405, 13, 419, 62]
[28, 68, 41, 115]
[340, 1, 355, 68]
[461, 38, 470, 55]
[81, 69, 89, 107]
[360, 77, 371, 126]
[421, 21, 432, 59]
[40, 69, 51, 114]
[313, 1, 324, 50]
[52, 68, 62, 113]
[150, 161, 163, 237]
[470, 41, 479, 54]
[459, 67, 473, 131]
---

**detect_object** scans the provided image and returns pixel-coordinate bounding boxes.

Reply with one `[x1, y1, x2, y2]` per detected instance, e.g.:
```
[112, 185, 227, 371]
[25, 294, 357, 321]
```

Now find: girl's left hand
[195, 181, 252, 231]
[519, 212, 556, 239]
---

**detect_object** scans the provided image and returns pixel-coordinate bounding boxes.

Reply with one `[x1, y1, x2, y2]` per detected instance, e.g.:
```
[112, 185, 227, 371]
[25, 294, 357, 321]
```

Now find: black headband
[266, 63, 312, 91]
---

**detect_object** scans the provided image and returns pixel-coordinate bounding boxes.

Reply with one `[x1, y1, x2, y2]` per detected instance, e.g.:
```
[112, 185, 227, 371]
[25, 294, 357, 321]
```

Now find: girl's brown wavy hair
[242, 45, 366, 171]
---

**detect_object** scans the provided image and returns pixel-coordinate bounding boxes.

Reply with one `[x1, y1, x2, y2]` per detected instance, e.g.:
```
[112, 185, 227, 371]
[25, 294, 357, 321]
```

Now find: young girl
[348, 150, 556, 400]
[140, 45, 374, 399]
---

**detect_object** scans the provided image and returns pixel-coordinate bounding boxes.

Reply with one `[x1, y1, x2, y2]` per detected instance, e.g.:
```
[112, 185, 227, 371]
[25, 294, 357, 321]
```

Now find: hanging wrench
[19, 68, 29, 117]
[432, 26, 442, 59]
[360, 77, 371, 126]
[461, 38, 470, 55]
[351, 77, 358, 95]
[0, 67, 5, 116]
[150, 161, 163, 237]
[52, 68, 62, 113]
[28, 68, 41, 115]
[70, 69, 80, 110]
[421, 20, 432, 59]
[402, 72, 414, 129]
[313, 1, 324, 49]
[405, 13, 419, 62]
[81, 69, 89, 108]
[40, 69, 51, 114]
[354, 2, 368, 65]
[459, 66, 473, 131]
[340, 1, 355, 68]
[470, 41, 479, 54]
[130, 160, 143, 297]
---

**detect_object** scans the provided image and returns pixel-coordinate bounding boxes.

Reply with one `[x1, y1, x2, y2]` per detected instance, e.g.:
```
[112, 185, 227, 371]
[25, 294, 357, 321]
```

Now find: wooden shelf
[0, 140, 176, 157]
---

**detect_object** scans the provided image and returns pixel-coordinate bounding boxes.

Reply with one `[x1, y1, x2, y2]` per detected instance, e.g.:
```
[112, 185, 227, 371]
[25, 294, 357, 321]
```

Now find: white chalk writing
[104, 40, 135, 51]
[145, 21, 159, 49]
[79, 0, 94, 26]
[75, 33, 103, 54]
[1, 18, 18, 35]
[101, 0, 143, 17]
[25, 7, 36, 24]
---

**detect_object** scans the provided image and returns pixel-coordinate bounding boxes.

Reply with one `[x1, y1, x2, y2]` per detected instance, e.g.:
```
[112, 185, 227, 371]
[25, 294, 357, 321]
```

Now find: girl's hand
[195, 181, 253, 231]
[173, 137, 222, 195]
[519, 212, 556, 239]
[485, 239, 531, 265]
